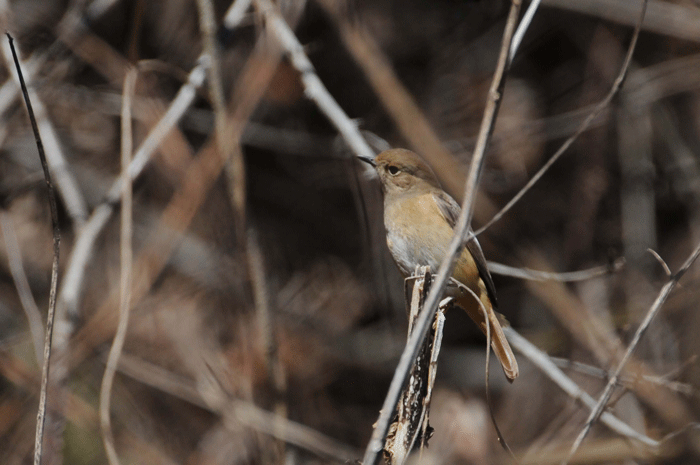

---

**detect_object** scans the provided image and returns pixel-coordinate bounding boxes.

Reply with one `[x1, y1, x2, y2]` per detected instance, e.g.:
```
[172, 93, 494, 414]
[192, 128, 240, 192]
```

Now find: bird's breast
[384, 194, 454, 277]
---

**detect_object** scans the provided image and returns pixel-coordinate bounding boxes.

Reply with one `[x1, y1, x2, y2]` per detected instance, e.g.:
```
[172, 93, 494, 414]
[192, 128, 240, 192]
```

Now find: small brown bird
[361, 148, 518, 381]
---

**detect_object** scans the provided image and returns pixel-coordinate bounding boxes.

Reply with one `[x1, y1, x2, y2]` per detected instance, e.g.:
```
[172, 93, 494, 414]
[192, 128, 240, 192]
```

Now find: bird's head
[359, 148, 441, 195]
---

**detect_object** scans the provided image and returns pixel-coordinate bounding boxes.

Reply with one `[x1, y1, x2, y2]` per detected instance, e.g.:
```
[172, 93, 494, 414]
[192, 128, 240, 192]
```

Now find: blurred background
[1, 0, 700, 464]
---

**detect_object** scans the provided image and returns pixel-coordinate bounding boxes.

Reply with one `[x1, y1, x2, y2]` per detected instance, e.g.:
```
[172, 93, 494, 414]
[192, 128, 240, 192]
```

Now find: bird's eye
[388, 165, 399, 175]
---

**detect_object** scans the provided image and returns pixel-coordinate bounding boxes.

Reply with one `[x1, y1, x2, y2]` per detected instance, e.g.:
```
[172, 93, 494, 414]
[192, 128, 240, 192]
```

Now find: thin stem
[99, 67, 138, 465]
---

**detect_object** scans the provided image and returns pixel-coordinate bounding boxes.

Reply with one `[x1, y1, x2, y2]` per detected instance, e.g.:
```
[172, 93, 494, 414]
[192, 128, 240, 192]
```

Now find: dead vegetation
[1, 0, 700, 464]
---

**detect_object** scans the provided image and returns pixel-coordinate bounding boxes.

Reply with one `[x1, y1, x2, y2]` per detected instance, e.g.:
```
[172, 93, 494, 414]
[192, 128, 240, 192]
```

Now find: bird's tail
[454, 295, 519, 382]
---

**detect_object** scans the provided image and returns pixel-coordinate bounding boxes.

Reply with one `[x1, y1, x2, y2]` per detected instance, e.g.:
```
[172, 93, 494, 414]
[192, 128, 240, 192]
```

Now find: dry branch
[98, 66, 137, 465]
[523, 249, 694, 430]
[6, 32, 62, 465]
[384, 267, 442, 465]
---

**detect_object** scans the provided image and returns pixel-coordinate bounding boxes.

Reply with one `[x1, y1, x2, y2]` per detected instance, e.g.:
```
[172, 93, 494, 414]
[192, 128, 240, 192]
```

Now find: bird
[360, 148, 518, 381]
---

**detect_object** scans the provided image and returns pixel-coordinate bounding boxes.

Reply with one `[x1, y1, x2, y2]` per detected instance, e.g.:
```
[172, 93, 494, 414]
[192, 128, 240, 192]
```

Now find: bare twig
[487, 258, 625, 282]
[7, 32, 62, 465]
[509, 0, 542, 63]
[475, 0, 647, 238]
[99, 67, 138, 465]
[523, 249, 694, 430]
[647, 248, 671, 277]
[0, 213, 45, 362]
[361, 2, 523, 463]
[564, 241, 700, 464]
[196, 0, 227, 149]
[504, 327, 660, 448]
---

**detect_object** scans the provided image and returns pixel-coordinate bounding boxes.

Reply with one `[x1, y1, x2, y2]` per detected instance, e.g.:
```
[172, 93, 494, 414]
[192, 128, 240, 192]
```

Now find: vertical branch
[194, 0, 227, 147]
[6, 33, 62, 465]
[99, 67, 138, 465]
[384, 267, 438, 465]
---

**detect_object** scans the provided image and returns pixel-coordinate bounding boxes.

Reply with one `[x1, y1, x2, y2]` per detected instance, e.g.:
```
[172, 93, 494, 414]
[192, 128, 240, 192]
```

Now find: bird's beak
[357, 156, 376, 167]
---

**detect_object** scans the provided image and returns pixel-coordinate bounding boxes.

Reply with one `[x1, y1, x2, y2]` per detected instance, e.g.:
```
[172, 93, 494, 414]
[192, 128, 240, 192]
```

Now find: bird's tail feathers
[454, 295, 519, 382]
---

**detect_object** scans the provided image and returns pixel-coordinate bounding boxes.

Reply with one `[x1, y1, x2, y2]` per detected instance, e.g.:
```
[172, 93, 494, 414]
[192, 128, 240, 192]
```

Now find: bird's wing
[430, 190, 460, 227]
[431, 191, 499, 308]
